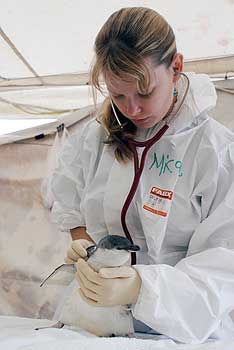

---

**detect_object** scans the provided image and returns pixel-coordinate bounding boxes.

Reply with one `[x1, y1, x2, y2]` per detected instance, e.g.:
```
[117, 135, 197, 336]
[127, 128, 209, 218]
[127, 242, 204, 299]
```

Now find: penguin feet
[35, 321, 64, 330]
[108, 333, 134, 338]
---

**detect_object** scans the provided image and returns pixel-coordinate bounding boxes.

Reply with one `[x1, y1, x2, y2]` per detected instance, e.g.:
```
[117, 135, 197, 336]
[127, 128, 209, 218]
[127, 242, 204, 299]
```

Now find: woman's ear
[171, 53, 184, 83]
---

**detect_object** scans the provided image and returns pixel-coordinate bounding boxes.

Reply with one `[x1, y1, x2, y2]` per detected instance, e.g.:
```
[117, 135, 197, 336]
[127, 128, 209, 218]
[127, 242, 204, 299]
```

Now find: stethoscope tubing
[120, 124, 169, 265]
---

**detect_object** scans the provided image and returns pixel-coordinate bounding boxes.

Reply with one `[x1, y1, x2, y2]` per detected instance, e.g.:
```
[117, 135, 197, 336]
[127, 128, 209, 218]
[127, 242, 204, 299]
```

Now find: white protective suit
[51, 73, 234, 344]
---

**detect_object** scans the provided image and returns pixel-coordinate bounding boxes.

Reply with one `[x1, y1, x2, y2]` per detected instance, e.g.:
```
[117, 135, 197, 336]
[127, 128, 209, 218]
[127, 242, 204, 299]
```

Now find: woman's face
[104, 57, 177, 129]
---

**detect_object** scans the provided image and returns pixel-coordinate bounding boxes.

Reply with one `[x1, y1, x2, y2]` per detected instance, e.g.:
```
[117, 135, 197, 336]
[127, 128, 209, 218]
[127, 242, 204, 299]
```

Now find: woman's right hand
[65, 239, 94, 263]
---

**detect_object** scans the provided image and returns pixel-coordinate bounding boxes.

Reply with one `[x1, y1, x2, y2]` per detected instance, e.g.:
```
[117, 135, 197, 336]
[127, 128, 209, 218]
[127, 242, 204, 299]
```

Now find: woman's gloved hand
[76, 259, 142, 307]
[65, 239, 94, 263]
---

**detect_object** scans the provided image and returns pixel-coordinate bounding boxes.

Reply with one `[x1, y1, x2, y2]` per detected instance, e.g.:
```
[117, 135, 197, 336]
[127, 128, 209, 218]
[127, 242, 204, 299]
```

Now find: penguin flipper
[35, 321, 64, 330]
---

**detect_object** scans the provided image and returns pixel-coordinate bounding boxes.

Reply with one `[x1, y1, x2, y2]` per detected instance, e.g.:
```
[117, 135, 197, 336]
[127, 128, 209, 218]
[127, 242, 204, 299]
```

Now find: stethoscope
[109, 72, 190, 265]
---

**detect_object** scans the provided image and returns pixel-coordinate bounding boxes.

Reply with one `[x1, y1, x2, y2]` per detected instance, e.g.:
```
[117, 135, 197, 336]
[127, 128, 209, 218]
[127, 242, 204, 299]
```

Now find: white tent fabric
[0, 107, 92, 144]
[0, 0, 234, 78]
[0, 84, 104, 144]
[0, 0, 234, 346]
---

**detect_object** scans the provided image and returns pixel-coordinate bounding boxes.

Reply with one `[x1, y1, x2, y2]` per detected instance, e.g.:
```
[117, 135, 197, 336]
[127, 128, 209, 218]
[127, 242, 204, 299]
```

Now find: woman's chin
[132, 116, 162, 128]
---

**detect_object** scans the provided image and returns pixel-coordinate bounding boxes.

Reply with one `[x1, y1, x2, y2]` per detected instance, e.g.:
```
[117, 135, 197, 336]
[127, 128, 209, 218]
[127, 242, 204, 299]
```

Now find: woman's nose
[125, 99, 142, 117]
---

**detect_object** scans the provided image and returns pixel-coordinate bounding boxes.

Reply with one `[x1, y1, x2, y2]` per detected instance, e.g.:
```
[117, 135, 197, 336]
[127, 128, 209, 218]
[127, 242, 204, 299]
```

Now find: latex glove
[65, 239, 94, 263]
[76, 259, 142, 307]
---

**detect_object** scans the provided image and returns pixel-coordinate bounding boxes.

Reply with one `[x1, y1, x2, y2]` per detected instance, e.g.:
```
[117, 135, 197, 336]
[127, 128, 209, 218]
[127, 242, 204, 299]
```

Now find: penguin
[38, 235, 140, 337]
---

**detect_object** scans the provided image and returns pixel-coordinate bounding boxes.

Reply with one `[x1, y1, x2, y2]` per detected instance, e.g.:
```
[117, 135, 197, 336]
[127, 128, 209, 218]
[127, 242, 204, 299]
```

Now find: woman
[51, 7, 234, 344]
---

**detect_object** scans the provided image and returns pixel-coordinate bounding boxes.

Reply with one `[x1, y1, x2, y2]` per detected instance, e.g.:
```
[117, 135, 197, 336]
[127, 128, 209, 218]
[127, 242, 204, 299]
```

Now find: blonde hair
[90, 7, 177, 162]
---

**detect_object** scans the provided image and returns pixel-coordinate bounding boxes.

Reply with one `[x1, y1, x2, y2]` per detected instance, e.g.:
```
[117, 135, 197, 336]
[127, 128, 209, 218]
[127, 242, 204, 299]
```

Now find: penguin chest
[58, 281, 134, 336]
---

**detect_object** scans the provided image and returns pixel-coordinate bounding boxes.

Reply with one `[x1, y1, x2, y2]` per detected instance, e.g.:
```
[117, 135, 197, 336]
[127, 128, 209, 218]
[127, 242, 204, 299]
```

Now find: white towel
[1, 316, 234, 350]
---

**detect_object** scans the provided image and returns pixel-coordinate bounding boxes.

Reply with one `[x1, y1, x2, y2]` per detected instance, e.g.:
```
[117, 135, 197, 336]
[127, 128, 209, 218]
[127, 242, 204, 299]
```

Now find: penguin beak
[86, 245, 97, 258]
[118, 244, 140, 252]
[127, 244, 140, 252]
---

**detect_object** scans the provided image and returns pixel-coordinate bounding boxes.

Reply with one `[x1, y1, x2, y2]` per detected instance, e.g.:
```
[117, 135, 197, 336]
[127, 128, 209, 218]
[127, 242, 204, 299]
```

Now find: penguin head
[98, 235, 140, 252]
[86, 235, 140, 268]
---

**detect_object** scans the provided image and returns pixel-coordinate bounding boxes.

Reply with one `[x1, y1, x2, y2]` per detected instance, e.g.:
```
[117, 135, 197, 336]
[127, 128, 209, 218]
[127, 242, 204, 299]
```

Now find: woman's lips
[131, 116, 151, 124]
[132, 116, 150, 122]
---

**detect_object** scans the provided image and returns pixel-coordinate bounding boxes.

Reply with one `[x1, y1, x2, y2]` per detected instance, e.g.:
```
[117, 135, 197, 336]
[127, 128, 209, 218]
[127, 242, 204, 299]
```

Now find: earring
[173, 87, 178, 97]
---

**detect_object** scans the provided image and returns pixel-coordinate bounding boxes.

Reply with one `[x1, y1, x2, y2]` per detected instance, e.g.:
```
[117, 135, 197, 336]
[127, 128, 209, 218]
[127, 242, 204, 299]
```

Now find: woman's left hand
[76, 259, 141, 307]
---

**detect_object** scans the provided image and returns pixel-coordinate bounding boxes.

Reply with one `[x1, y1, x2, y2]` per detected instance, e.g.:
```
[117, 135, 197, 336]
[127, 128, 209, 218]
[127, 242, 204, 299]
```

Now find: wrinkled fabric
[51, 73, 234, 344]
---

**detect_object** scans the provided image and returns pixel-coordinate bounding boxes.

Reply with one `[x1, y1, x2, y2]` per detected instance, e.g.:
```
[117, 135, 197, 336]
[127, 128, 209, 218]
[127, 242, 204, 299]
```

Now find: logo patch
[150, 187, 173, 200]
[143, 186, 173, 217]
